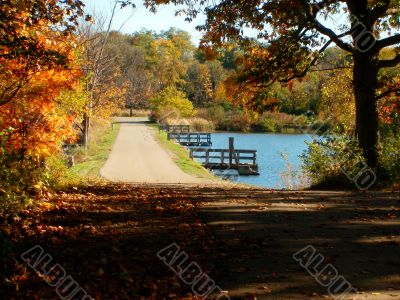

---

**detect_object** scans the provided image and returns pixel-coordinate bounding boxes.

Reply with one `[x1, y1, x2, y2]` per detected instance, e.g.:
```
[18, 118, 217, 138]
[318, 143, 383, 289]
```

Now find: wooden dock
[167, 132, 212, 147]
[190, 138, 259, 175]
[159, 124, 190, 133]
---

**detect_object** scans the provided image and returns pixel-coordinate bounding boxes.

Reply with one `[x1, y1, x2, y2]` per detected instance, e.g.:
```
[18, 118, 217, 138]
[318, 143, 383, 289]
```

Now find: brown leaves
[1, 184, 215, 299]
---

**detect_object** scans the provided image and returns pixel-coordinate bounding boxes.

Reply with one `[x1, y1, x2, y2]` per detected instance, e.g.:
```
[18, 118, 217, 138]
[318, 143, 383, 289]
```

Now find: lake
[198, 133, 315, 189]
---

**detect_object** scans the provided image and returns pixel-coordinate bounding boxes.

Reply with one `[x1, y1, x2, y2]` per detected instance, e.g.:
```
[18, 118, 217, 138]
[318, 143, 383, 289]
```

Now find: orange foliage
[225, 75, 280, 113]
[379, 98, 400, 125]
[0, 27, 82, 156]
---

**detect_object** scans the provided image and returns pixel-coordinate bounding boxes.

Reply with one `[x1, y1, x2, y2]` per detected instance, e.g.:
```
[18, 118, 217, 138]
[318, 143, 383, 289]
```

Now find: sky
[83, 0, 205, 45]
[82, 1, 395, 48]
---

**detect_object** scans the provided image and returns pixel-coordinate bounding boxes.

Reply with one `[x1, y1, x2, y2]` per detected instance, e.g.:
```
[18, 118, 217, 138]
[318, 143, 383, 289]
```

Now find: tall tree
[78, 0, 134, 147]
[185, 61, 213, 106]
[146, 0, 400, 168]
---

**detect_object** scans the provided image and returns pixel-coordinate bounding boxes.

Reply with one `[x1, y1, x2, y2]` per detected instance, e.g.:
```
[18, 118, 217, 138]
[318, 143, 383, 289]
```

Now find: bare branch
[374, 34, 400, 51]
[278, 39, 333, 83]
[376, 87, 400, 100]
[301, 1, 355, 53]
[378, 53, 400, 69]
[309, 66, 352, 72]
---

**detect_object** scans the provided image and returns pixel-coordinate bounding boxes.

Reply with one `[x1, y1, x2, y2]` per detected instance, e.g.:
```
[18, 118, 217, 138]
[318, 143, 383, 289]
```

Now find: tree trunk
[352, 53, 379, 168]
[82, 113, 90, 149]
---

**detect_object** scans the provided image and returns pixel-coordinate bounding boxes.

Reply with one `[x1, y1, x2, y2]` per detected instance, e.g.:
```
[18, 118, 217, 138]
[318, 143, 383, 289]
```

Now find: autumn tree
[320, 68, 355, 131]
[185, 61, 213, 106]
[147, 29, 194, 90]
[106, 32, 153, 112]
[146, 0, 400, 168]
[78, 1, 134, 147]
[0, 0, 88, 107]
[0, 2, 86, 202]
[150, 86, 194, 119]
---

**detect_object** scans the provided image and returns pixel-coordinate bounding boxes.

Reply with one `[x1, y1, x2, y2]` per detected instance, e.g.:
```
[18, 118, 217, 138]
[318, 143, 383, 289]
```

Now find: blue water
[198, 133, 315, 189]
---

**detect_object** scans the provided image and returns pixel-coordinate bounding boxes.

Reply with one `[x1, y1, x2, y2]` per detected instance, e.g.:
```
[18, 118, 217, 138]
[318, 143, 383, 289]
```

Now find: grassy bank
[150, 124, 217, 180]
[69, 123, 120, 181]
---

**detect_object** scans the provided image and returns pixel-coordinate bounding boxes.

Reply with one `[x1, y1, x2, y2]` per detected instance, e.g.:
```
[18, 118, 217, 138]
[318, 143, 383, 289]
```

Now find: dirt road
[100, 118, 213, 184]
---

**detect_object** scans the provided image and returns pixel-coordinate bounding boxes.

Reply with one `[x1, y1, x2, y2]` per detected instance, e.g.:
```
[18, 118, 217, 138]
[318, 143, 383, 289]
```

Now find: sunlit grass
[149, 124, 217, 180]
[69, 123, 120, 181]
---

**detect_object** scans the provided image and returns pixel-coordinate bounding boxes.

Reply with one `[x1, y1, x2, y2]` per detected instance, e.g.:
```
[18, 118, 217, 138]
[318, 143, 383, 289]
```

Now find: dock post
[229, 137, 234, 167]
[206, 149, 210, 166]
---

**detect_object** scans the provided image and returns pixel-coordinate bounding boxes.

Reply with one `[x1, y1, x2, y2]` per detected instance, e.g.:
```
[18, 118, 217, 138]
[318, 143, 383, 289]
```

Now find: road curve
[100, 118, 213, 184]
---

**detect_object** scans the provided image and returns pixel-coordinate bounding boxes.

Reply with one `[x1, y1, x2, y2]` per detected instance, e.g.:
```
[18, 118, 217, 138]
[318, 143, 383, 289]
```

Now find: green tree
[150, 86, 194, 119]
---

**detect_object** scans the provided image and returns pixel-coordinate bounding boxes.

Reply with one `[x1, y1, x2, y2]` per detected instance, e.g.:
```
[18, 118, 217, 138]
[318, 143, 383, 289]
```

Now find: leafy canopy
[145, 0, 400, 86]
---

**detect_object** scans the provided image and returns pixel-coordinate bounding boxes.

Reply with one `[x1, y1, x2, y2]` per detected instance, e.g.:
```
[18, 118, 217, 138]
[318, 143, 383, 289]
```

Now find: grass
[149, 124, 217, 180]
[69, 123, 120, 181]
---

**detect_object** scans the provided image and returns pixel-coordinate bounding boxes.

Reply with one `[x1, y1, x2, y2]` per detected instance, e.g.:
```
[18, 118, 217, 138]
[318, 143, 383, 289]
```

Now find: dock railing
[167, 132, 212, 146]
[190, 148, 257, 169]
[159, 124, 190, 133]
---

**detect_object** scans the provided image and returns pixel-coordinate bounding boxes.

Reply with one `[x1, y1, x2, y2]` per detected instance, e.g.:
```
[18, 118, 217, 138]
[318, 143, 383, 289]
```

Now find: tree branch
[301, 1, 355, 53]
[278, 39, 333, 83]
[370, 0, 391, 23]
[309, 66, 352, 72]
[378, 53, 400, 69]
[374, 34, 400, 52]
[376, 88, 400, 101]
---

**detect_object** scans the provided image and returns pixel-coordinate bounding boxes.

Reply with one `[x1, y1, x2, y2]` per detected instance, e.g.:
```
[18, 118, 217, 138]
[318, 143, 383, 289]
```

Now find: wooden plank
[192, 156, 256, 160]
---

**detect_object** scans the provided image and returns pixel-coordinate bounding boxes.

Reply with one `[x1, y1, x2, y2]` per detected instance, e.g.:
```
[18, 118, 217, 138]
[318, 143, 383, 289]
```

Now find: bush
[0, 130, 75, 216]
[188, 117, 215, 132]
[150, 87, 194, 120]
[201, 105, 251, 131]
[0, 150, 42, 216]
[223, 110, 252, 132]
[380, 133, 400, 184]
[258, 117, 277, 132]
[256, 112, 314, 133]
[301, 134, 400, 189]
[300, 135, 371, 189]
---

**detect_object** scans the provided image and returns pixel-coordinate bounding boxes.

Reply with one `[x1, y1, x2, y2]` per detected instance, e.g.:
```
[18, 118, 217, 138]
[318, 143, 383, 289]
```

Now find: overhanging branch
[370, 0, 391, 23]
[376, 88, 400, 100]
[309, 66, 352, 72]
[278, 39, 333, 83]
[378, 53, 400, 69]
[374, 34, 400, 52]
[301, 1, 355, 53]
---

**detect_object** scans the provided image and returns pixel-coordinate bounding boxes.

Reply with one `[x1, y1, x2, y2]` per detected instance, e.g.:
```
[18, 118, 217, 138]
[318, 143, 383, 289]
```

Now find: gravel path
[100, 118, 213, 184]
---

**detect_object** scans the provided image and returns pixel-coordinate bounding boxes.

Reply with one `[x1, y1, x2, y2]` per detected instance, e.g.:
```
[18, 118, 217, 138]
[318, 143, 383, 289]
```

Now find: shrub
[0, 129, 75, 216]
[202, 105, 251, 131]
[224, 110, 252, 132]
[300, 135, 370, 189]
[256, 112, 314, 133]
[150, 86, 194, 120]
[0, 150, 42, 216]
[301, 133, 400, 189]
[189, 117, 215, 132]
[380, 133, 400, 185]
[258, 117, 277, 132]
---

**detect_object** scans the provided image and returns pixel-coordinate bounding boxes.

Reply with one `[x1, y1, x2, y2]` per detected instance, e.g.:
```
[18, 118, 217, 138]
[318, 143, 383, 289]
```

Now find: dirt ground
[1, 184, 399, 299]
[196, 188, 400, 299]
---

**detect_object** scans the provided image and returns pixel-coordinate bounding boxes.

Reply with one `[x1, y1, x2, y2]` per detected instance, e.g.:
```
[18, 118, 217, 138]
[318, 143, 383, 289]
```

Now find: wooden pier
[159, 124, 190, 133]
[190, 138, 259, 175]
[167, 132, 212, 147]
